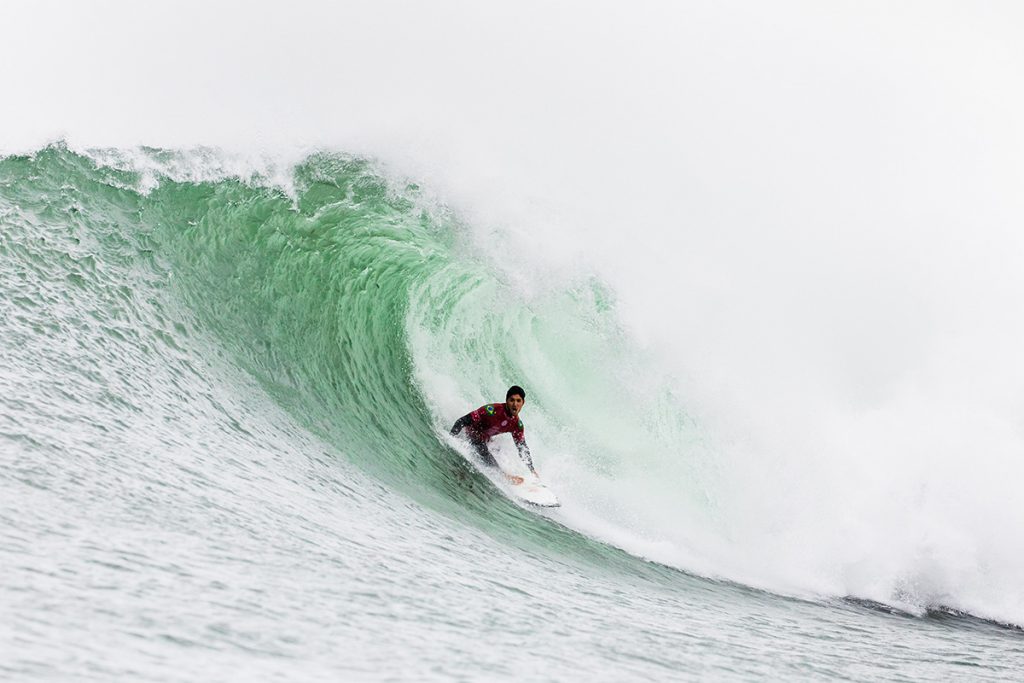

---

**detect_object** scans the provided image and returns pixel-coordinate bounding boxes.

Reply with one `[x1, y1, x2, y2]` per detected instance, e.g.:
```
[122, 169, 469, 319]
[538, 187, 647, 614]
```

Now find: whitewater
[4, 2, 1024, 680]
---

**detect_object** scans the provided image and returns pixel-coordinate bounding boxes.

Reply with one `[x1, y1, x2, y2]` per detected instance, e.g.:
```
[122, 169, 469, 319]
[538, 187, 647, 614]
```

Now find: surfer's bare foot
[506, 475, 524, 485]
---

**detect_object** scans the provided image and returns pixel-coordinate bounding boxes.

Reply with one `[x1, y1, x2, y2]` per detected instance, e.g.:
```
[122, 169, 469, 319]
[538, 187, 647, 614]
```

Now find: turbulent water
[2, 144, 1024, 681]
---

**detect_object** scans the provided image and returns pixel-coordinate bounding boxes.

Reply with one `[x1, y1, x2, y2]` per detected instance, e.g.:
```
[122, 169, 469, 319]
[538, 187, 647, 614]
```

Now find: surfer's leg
[469, 439, 498, 468]
[470, 439, 523, 484]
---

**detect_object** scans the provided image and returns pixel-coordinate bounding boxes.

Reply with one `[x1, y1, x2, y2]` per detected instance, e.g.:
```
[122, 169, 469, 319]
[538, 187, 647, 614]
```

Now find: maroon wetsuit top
[465, 403, 526, 445]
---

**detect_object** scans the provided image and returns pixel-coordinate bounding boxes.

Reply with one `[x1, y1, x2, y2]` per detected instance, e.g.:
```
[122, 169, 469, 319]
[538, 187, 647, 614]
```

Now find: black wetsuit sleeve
[517, 440, 536, 474]
[450, 413, 473, 436]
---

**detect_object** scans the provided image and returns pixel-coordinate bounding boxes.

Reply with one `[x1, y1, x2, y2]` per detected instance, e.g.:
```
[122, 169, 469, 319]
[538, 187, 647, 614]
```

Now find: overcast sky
[4, 1, 1024, 414]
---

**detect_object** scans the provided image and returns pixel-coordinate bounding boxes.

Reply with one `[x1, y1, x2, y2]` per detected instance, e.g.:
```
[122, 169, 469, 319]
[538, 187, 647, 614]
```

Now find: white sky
[3, 0, 1024, 411]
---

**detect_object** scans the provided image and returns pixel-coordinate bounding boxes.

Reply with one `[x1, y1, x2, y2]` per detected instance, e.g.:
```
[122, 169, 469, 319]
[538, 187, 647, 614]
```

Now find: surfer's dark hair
[506, 385, 526, 400]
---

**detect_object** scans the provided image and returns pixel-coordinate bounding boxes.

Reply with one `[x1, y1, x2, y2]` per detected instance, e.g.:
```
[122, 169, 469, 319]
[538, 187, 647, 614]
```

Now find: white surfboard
[448, 435, 560, 508]
[508, 474, 560, 508]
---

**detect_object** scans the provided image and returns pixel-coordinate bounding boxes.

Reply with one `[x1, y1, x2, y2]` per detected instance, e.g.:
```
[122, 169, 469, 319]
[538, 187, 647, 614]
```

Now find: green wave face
[143, 153, 451, 480]
[0, 147, 462, 491]
[0, 145, 706, 567]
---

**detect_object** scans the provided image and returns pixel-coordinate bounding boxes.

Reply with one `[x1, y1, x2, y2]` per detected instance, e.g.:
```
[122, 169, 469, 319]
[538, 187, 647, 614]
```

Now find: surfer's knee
[471, 440, 497, 467]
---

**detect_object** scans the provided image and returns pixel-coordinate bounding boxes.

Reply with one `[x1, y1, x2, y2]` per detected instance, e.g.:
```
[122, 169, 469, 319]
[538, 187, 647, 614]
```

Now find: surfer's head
[505, 385, 526, 417]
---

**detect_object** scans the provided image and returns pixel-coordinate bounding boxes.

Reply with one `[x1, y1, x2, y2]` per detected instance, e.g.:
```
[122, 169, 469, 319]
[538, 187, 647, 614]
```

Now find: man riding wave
[450, 385, 535, 483]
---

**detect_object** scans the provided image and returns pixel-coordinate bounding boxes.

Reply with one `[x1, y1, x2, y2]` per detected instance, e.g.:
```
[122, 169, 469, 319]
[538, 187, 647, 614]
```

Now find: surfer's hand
[507, 475, 524, 485]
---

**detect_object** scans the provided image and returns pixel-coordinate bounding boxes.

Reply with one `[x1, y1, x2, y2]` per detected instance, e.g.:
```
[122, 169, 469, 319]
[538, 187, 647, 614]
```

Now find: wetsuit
[450, 403, 535, 474]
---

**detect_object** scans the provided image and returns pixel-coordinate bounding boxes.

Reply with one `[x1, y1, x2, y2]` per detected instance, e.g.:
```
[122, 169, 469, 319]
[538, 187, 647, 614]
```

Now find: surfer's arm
[449, 413, 473, 436]
[516, 439, 536, 475]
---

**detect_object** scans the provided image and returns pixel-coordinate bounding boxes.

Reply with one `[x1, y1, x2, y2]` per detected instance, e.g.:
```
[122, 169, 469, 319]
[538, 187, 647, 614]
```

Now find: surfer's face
[506, 394, 524, 417]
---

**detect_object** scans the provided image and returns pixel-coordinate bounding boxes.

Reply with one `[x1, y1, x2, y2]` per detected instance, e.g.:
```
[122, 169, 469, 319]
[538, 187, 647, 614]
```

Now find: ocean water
[2, 145, 1024, 681]
[5, 3, 1024, 679]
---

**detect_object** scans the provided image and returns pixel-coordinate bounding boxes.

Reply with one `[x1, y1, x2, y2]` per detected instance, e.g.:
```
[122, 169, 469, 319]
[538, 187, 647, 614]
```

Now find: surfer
[450, 386, 536, 483]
